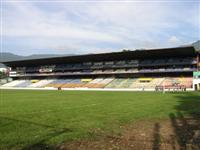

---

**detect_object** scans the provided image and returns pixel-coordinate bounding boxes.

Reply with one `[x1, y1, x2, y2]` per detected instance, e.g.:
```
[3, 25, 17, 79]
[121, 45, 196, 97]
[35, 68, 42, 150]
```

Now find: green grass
[0, 89, 200, 149]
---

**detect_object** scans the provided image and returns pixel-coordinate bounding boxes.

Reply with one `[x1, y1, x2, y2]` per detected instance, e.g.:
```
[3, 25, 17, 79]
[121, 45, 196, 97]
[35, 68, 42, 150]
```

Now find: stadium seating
[156, 77, 193, 90]
[93, 70, 103, 73]
[126, 68, 138, 73]
[15, 80, 33, 87]
[104, 61, 114, 67]
[119, 78, 137, 88]
[73, 63, 82, 68]
[45, 79, 72, 88]
[159, 78, 187, 87]
[129, 78, 150, 89]
[83, 62, 92, 66]
[129, 78, 165, 89]
[140, 60, 153, 65]
[91, 62, 103, 69]
[1, 77, 193, 90]
[2, 46, 197, 91]
[84, 78, 104, 88]
[115, 61, 126, 66]
[2, 80, 26, 87]
[29, 80, 54, 88]
[176, 77, 193, 88]
[61, 79, 87, 88]
[115, 69, 126, 73]
[105, 79, 125, 88]
[26, 67, 40, 73]
[84, 78, 114, 88]
[127, 60, 139, 65]
[104, 69, 114, 73]
[119, 79, 137, 88]
[83, 70, 92, 73]
[153, 59, 166, 64]
[101, 78, 114, 84]
[158, 78, 174, 87]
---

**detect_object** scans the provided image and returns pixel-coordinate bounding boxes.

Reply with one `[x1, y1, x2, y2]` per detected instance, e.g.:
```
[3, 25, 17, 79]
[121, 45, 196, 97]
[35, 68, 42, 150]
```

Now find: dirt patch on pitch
[59, 115, 200, 150]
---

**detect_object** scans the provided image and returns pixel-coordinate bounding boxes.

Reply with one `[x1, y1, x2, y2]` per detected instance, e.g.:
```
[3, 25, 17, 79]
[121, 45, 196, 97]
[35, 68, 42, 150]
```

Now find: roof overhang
[192, 40, 200, 52]
[2, 46, 197, 67]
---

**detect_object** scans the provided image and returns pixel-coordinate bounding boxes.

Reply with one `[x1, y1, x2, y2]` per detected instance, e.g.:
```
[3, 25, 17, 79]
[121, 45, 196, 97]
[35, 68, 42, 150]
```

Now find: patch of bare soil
[59, 114, 200, 150]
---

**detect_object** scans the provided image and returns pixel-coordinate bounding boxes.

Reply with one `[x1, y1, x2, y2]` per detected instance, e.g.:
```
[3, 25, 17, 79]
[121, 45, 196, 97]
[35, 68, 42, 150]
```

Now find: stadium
[1, 43, 200, 91]
[1, 42, 200, 150]
[1, 0, 200, 149]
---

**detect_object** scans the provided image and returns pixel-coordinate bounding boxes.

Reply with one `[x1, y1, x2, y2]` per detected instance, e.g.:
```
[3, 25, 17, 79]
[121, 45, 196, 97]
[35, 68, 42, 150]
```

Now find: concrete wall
[193, 78, 200, 90]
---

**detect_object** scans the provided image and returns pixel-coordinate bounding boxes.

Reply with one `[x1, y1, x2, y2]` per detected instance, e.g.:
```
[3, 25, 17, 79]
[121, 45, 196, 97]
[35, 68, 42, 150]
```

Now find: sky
[1, 0, 200, 56]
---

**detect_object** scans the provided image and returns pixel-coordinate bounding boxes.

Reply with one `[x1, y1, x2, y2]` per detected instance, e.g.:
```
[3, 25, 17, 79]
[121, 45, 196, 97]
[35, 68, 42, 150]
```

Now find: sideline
[0, 87, 194, 91]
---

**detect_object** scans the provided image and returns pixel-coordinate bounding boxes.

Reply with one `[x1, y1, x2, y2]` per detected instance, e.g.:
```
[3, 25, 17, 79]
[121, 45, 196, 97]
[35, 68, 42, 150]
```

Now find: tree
[0, 71, 7, 79]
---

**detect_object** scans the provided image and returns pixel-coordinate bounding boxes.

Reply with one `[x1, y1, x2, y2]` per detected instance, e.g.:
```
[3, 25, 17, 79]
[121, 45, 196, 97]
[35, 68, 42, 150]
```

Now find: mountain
[0, 52, 24, 62]
[0, 63, 6, 68]
[0, 52, 71, 62]
[0, 52, 74, 68]
[192, 40, 200, 52]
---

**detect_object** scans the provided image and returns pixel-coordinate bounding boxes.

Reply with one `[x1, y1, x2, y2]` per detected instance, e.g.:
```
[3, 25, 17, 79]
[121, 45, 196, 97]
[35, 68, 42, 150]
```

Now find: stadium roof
[192, 40, 200, 52]
[2, 45, 198, 67]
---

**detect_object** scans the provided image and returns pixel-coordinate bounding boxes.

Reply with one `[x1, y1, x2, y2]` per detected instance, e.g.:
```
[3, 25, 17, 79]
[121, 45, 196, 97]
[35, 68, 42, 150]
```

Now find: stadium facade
[1, 43, 200, 91]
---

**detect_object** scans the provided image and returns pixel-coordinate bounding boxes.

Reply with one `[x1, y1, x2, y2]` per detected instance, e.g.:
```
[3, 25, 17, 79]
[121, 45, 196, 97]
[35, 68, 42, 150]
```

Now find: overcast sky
[1, 0, 200, 55]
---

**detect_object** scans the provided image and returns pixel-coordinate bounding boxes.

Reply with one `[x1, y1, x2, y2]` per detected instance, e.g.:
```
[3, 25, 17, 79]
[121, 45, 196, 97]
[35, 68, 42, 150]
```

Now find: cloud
[2, 1, 200, 55]
[168, 36, 181, 45]
[2, 2, 121, 42]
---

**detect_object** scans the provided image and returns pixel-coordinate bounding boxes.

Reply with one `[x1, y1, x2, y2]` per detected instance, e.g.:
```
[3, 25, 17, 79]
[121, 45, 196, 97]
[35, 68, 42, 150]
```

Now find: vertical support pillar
[197, 54, 200, 71]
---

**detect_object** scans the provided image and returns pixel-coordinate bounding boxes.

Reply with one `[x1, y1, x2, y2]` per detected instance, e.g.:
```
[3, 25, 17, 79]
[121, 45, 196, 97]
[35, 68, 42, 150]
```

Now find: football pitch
[0, 90, 200, 149]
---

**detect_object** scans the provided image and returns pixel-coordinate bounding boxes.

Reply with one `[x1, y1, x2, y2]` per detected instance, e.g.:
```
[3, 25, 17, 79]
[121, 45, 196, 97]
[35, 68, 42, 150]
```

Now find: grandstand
[1, 43, 200, 91]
